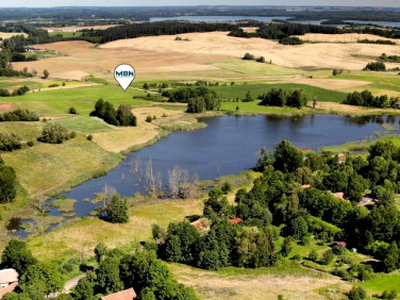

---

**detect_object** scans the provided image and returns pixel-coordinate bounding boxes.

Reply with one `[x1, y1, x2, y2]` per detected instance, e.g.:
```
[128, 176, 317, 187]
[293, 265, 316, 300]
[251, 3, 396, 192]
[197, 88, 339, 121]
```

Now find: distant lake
[344, 20, 400, 28]
[150, 16, 290, 23]
[150, 16, 400, 28]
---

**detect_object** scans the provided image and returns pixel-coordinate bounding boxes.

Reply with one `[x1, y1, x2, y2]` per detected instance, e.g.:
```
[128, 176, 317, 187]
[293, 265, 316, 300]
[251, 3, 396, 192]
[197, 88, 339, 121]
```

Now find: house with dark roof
[101, 287, 137, 300]
[0, 269, 18, 288]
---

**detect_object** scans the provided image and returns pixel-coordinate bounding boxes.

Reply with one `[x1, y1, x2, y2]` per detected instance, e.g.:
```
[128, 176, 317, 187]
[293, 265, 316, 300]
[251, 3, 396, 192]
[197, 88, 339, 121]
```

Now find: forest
[152, 140, 400, 282]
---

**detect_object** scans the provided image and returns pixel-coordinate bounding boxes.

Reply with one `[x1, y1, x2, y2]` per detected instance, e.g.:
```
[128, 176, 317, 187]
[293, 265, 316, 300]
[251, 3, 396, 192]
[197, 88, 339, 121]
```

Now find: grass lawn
[26, 197, 204, 261]
[24, 50, 64, 60]
[7, 85, 150, 116]
[12, 85, 148, 103]
[210, 83, 347, 102]
[51, 116, 115, 133]
[48, 198, 77, 213]
[2, 135, 122, 200]
[220, 100, 304, 115]
[209, 59, 302, 76]
[49, 31, 83, 38]
[170, 261, 341, 300]
[337, 71, 400, 88]
[0, 80, 43, 90]
[359, 272, 400, 296]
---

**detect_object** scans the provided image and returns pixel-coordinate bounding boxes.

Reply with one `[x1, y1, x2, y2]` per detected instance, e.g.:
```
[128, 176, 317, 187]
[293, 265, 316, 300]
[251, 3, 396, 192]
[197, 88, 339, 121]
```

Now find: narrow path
[64, 273, 86, 292]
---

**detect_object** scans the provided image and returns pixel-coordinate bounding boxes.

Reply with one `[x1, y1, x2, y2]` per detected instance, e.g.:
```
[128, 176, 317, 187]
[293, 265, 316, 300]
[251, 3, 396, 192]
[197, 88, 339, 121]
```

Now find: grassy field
[49, 31, 84, 38]
[2, 135, 122, 201]
[359, 273, 400, 296]
[1, 31, 400, 299]
[52, 116, 115, 133]
[170, 262, 343, 300]
[210, 83, 347, 102]
[5, 85, 150, 116]
[220, 100, 302, 115]
[26, 196, 204, 261]
[209, 59, 303, 76]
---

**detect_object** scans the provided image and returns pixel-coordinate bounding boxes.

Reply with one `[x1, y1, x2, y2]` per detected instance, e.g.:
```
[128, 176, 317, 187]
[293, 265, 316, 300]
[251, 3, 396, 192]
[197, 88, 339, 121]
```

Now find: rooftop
[101, 288, 137, 300]
[0, 269, 18, 285]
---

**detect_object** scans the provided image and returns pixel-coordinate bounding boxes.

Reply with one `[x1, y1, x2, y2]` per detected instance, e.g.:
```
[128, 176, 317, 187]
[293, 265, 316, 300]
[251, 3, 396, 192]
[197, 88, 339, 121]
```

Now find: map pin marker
[115, 64, 135, 91]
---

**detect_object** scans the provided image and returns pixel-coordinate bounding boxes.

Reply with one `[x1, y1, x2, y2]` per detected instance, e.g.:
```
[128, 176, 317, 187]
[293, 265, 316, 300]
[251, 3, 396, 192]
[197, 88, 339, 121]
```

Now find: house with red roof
[229, 218, 242, 224]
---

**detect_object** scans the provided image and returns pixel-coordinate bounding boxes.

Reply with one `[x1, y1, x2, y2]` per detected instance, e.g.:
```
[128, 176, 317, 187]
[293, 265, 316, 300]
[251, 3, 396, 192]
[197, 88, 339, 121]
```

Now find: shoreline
[3, 107, 400, 229]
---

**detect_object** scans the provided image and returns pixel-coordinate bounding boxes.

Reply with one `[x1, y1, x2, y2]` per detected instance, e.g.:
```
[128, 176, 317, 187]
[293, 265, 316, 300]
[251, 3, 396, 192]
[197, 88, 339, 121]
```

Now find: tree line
[162, 87, 221, 113]
[0, 239, 198, 299]
[343, 90, 400, 108]
[229, 21, 400, 42]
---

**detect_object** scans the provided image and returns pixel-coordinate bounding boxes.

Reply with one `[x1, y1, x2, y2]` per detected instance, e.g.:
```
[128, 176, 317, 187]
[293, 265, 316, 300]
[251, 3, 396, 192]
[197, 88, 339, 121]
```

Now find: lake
[150, 16, 290, 23]
[149, 16, 400, 28]
[42, 114, 399, 219]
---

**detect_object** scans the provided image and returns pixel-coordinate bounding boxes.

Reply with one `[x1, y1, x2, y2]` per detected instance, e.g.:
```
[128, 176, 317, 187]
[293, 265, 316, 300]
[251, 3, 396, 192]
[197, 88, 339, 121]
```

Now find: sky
[1, 0, 399, 8]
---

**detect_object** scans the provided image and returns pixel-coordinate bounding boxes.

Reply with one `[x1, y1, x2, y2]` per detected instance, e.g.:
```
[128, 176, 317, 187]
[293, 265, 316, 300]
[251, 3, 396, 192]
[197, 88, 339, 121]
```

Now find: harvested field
[0, 102, 15, 112]
[13, 32, 400, 82]
[271, 78, 372, 91]
[295, 33, 398, 44]
[170, 263, 348, 300]
[0, 32, 27, 39]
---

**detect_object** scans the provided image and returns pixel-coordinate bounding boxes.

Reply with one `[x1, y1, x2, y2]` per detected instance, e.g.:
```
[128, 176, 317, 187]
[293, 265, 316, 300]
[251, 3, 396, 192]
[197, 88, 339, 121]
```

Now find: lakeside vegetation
[2, 9, 400, 298]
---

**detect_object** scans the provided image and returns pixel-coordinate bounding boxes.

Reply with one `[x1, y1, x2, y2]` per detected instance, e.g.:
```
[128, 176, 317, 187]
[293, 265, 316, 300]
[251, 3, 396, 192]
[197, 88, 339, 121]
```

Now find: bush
[48, 84, 59, 88]
[381, 290, 397, 300]
[146, 115, 153, 122]
[321, 249, 334, 265]
[27, 141, 34, 147]
[0, 164, 17, 203]
[242, 52, 255, 60]
[0, 133, 22, 151]
[68, 107, 78, 114]
[221, 182, 232, 194]
[348, 287, 366, 300]
[87, 135, 93, 141]
[0, 88, 10, 97]
[101, 193, 128, 223]
[332, 244, 346, 255]
[308, 250, 318, 262]
[256, 56, 265, 63]
[279, 36, 304, 45]
[38, 123, 71, 144]
[11, 85, 30, 96]
[0, 109, 39, 122]
[364, 61, 386, 71]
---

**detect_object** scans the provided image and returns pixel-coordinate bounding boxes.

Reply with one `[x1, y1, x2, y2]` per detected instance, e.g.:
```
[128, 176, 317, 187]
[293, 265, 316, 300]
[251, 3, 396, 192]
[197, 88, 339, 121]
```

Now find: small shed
[101, 287, 137, 300]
